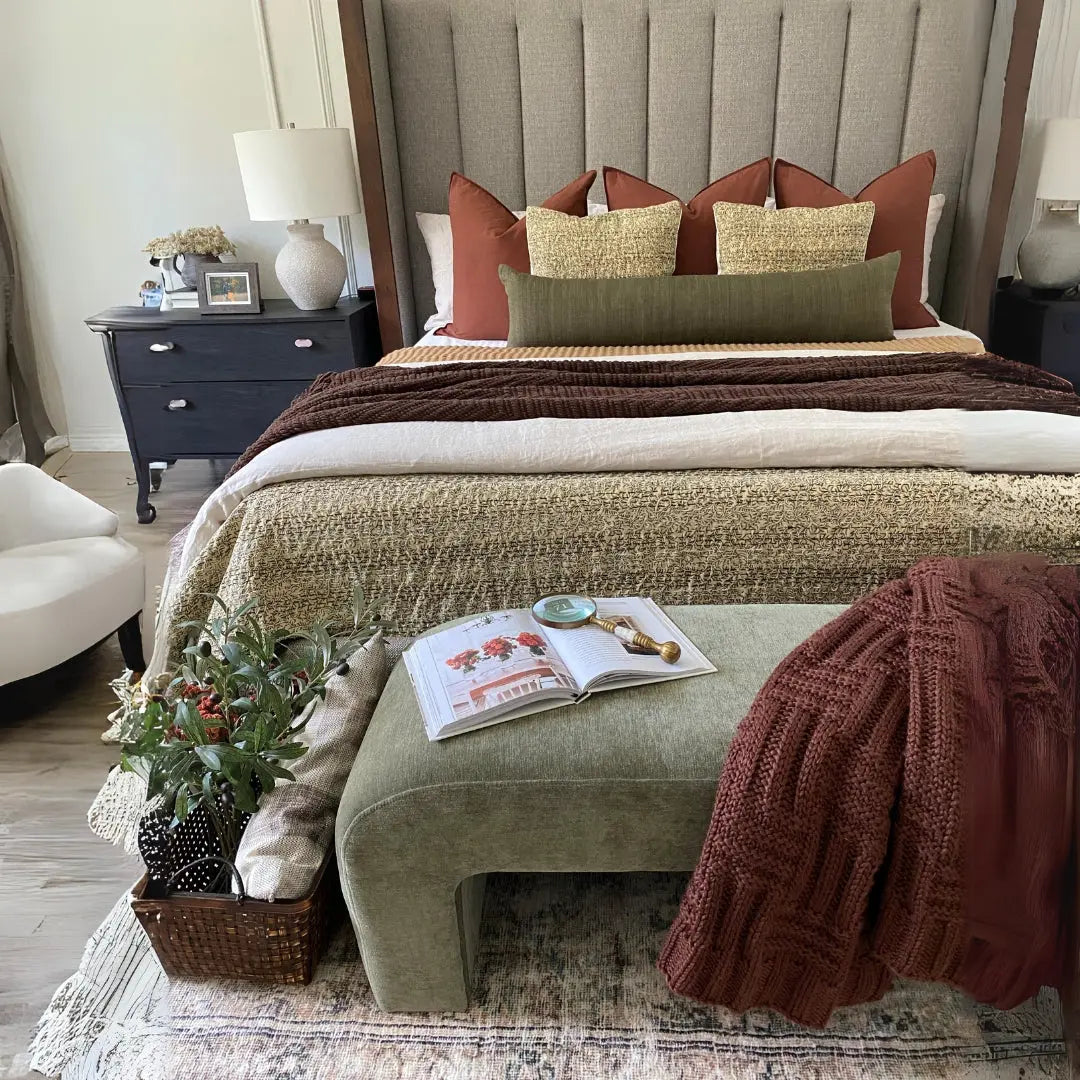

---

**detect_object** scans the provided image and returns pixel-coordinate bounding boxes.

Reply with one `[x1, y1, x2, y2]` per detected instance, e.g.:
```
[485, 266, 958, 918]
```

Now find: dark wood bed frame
[336, 1, 1079, 1069]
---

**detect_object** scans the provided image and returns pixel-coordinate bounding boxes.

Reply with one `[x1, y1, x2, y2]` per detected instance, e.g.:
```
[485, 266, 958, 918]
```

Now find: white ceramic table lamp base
[276, 222, 348, 311]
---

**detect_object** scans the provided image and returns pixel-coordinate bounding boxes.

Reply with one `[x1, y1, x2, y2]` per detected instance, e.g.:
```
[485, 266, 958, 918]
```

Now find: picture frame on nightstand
[196, 261, 262, 315]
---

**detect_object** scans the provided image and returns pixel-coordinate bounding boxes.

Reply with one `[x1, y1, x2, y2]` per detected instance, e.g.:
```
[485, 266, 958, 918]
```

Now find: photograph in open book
[433, 611, 576, 720]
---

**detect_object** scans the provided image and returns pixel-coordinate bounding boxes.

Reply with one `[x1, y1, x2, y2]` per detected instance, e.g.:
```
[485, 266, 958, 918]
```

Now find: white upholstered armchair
[0, 463, 146, 684]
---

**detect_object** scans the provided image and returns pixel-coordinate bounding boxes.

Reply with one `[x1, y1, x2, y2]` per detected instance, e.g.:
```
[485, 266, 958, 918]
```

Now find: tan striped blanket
[377, 337, 985, 364]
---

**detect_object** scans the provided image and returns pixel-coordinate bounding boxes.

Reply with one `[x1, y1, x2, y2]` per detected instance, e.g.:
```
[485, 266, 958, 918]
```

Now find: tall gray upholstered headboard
[356, 0, 1000, 346]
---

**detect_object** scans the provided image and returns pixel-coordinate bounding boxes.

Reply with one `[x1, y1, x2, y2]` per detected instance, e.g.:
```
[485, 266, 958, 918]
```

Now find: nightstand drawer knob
[149, 342, 175, 353]
[167, 398, 189, 411]
[294, 337, 314, 349]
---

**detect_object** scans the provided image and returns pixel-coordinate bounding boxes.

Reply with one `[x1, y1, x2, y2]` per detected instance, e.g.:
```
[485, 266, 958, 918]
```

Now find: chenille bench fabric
[335, 603, 842, 1012]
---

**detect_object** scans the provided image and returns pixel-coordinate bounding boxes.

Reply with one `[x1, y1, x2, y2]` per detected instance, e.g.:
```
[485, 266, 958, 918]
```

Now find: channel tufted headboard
[341, 0, 1014, 349]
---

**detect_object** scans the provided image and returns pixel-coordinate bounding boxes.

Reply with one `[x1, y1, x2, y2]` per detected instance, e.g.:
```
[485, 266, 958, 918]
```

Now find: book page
[412, 610, 579, 735]
[546, 597, 715, 691]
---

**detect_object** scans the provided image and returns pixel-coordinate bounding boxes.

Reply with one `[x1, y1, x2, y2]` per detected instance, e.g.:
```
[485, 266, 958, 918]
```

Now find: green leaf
[220, 641, 246, 667]
[195, 745, 222, 771]
[270, 743, 308, 759]
[232, 778, 259, 813]
[253, 761, 277, 794]
[232, 598, 258, 621]
[175, 786, 190, 821]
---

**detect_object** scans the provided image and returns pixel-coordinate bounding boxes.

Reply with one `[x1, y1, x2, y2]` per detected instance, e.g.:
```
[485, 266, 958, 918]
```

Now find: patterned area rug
[38, 872, 1066, 1079]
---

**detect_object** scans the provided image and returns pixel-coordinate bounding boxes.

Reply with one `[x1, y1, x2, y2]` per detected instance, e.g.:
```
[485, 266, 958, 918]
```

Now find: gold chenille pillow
[713, 201, 875, 275]
[526, 200, 682, 279]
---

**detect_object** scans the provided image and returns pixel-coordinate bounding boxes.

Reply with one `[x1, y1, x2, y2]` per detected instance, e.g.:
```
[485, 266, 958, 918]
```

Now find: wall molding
[308, 0, 359, 296]
[249, 0, 359, 298]
[250, 0, 283, 128]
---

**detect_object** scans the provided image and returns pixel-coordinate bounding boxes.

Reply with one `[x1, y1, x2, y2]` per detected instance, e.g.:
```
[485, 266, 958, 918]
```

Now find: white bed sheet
[175, 406, 1080, 591]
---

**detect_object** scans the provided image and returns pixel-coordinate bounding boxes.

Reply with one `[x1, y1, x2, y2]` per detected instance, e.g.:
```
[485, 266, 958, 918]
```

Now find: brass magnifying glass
[531, 594, 681, 664]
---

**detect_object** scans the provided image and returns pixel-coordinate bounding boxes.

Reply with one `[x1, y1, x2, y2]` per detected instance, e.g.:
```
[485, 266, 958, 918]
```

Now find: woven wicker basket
[131, 854, 343, 984]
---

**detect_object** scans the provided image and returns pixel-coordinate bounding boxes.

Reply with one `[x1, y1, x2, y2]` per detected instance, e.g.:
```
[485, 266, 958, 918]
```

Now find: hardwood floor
[0, 455, 218, 1080]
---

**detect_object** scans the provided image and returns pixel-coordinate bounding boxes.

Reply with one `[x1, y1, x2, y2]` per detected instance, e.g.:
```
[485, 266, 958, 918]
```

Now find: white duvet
[176, 404, 1080, 583]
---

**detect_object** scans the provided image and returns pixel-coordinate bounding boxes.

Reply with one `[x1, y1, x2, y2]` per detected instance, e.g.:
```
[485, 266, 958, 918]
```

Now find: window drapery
[0, 146, 55, 466]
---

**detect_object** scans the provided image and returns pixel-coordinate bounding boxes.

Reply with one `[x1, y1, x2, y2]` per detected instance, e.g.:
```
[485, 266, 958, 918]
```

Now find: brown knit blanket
[659, 556, 1080, 1027]
[231, 352, 1080, 476]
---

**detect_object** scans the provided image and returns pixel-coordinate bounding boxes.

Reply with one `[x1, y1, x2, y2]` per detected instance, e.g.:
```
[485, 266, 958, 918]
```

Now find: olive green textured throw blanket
[157, 468, 1080, 668]
[231, 352, 1080, 476]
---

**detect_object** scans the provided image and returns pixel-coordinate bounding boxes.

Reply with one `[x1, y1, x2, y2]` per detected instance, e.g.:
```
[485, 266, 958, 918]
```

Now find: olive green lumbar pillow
[713, 201, 876, 275]
[500, 251, 899, 347]
[525, 200, 682, 279]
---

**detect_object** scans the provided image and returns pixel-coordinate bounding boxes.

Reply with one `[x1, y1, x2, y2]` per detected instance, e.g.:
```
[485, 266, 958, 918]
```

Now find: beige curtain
[0, 141, 54, 466]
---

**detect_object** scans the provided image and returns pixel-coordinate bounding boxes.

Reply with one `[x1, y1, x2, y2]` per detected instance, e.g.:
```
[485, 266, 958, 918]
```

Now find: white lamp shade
[234, 128, 362, 221]
[1036, 117, 1080, 201]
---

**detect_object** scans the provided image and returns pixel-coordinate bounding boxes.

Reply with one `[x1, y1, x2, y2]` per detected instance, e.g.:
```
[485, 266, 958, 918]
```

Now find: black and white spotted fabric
[138, 797, 253, 894]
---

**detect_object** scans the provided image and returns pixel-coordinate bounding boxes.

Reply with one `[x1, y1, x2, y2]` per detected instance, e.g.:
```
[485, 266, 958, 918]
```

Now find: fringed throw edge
[27, 891, 164, 1078]
[88, 766, 153, 855]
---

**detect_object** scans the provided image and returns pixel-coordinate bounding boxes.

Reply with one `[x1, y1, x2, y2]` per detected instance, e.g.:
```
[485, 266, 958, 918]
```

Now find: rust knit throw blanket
[229, 352, 1080, 476]
[659, 556, 1080, 1027]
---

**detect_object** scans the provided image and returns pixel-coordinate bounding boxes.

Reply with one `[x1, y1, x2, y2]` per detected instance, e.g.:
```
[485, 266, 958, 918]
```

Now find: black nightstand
[989, 281, 1080, 387]
[87, 295, 379, 523]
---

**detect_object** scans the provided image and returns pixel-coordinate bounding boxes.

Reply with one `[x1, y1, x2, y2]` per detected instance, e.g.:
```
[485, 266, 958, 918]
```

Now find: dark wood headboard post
[338, 0, 404, 354]
[966, 0, 1044, 341]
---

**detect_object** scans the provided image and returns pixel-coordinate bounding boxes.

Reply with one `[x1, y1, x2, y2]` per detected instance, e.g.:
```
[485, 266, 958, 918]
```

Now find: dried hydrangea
[143, 225, 237, 259]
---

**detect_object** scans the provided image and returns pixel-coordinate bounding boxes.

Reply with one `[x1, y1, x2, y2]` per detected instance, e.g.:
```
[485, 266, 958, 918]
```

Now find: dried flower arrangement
[143, 225, 237, 261]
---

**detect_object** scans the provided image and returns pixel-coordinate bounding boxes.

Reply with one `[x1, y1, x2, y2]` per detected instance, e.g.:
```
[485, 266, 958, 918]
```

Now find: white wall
[0, 0, 369, 451]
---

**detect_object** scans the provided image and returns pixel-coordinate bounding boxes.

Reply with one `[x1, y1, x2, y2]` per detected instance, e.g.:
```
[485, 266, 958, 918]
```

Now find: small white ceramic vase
[275, 222, 346, 310]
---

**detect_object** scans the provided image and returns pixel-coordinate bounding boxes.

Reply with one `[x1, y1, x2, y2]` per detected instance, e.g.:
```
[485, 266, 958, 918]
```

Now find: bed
[150, 0, 1080, 672]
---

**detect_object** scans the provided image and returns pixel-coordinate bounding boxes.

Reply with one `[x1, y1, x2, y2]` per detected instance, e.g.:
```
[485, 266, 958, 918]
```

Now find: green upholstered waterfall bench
[335, 603, 843, 1013]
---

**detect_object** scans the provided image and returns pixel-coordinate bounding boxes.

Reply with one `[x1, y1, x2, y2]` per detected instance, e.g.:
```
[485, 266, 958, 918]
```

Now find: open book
[404, 597, 716, 741]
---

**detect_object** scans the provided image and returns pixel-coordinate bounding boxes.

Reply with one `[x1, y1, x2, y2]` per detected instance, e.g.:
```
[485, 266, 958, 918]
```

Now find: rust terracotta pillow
[774, 151, 938, 329]
[443, 171, 596, 340]
[603, 159, 771, 274]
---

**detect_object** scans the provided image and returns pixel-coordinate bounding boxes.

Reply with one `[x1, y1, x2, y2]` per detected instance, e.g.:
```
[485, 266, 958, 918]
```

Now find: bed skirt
[156, 466, 1080, 662]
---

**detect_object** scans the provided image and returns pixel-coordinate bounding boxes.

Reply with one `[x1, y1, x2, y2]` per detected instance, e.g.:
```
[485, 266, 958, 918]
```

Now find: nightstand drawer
[1042, 312, 1080, 386]
[115, 321, 353, 384]
[125, 381, 310, 457]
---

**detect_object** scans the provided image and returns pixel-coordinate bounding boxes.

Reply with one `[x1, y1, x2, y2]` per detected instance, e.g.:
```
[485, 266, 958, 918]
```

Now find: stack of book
[160, 288, 199, 311]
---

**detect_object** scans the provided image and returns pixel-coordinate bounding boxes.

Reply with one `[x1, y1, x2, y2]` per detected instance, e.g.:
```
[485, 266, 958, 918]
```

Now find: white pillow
[416, 203, 608, 332]
[415, 212, 454, 333]
[922, 193, 946, 304]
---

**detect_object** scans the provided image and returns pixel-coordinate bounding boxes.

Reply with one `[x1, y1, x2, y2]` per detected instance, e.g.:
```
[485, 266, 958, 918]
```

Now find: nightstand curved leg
[134, 459, 156, 524]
